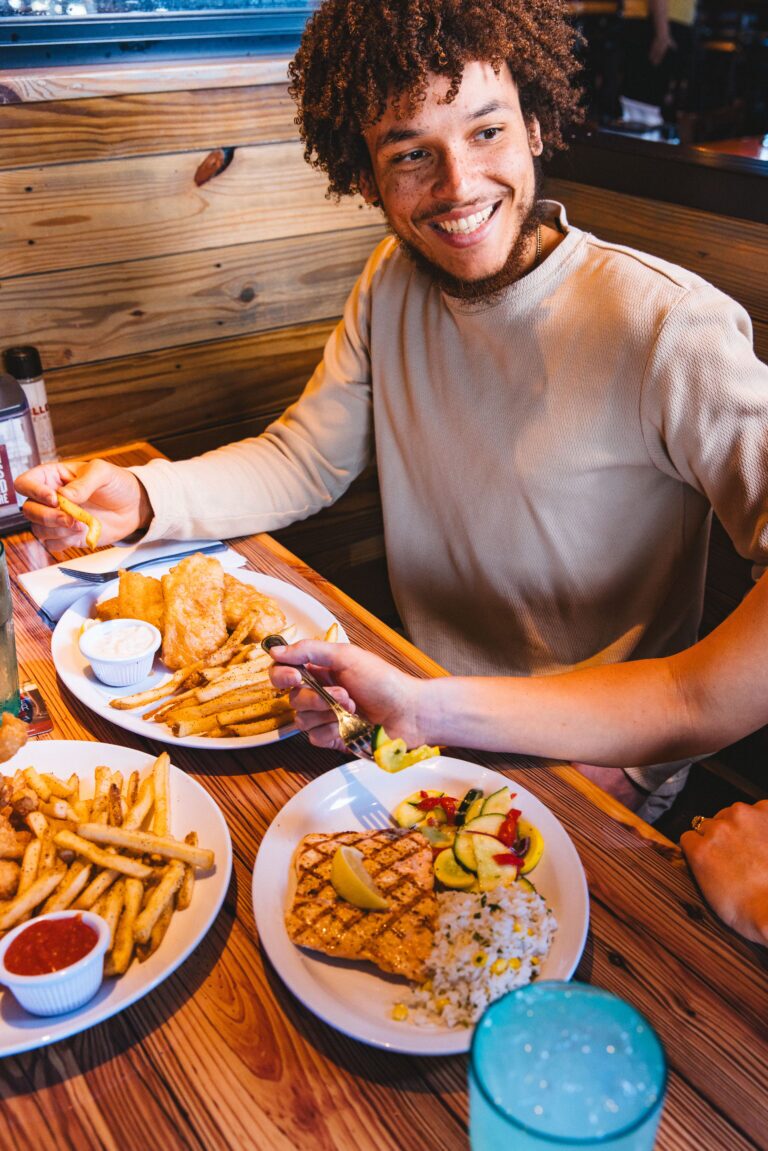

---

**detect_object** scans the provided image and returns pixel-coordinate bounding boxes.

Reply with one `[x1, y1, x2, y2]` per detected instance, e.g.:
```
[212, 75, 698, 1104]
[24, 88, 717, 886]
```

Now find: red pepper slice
[416, 794, 458, 821]
[493, 851, 525, 867]
[497, 808, 522, 847]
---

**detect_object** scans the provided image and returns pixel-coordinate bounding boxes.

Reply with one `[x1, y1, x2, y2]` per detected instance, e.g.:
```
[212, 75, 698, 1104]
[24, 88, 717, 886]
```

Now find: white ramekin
[0, 911, 110, 1016]
[79, 618, 162, 687]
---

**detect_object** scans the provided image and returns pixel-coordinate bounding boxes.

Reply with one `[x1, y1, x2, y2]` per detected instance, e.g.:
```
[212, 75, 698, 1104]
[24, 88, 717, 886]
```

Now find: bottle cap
[0, 374, 30, 418]
[3, 346, 43, 381]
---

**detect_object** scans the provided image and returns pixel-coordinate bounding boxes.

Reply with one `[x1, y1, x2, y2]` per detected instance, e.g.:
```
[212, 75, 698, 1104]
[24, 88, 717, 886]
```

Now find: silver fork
[57, 542, 229, 583]
[262, 633, 375, 760]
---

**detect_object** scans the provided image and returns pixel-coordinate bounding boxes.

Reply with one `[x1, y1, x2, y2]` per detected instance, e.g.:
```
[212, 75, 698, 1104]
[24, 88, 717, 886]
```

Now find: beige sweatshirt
[133, 204, 768, 685]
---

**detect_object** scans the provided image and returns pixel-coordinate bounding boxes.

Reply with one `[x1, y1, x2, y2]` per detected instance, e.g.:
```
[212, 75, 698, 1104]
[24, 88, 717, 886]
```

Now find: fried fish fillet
[285, 829, 437, 981]
[223, 574, 287, 642]
[117, 570, 164, 632]
[161, 554, 228, 670]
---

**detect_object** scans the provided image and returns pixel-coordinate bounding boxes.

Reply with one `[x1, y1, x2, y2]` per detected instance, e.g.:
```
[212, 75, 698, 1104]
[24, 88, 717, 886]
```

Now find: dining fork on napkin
[19, 539, 249, 625]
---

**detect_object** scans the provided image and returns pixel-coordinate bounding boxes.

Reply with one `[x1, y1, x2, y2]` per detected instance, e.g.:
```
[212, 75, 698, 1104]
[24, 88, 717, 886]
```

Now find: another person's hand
[15, 459, 152, 551]
[649, 28, 676, 66]
[268, 639, 427, 752]
[681, 800, 768, 945]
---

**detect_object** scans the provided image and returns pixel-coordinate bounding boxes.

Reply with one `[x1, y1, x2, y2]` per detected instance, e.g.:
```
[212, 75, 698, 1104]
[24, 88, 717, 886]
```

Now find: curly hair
[288, 0, 584, 198]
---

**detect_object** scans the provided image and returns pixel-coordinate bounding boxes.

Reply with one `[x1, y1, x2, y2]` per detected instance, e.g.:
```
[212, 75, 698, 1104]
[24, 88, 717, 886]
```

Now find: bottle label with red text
[0, 444, 19, 510]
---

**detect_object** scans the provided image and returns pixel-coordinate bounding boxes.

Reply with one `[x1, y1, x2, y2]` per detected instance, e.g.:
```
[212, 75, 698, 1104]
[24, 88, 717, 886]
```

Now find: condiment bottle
[0, 541, 20, 716]
[0, 373, 40, 535]
[2, 346, 58, 463]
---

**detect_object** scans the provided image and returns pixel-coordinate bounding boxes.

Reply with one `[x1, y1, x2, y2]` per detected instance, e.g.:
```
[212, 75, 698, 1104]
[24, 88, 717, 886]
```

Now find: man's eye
[477, 127, 502, 141]
[391, 149, 428, 165]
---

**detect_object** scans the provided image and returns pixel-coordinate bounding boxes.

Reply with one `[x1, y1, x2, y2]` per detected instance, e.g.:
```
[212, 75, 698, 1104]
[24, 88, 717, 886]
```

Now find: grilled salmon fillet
[285, 829, 437, 982]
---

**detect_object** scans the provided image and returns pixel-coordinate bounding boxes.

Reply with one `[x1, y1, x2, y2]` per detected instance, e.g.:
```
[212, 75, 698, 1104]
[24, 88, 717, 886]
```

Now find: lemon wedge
[330, 845, 390, 910]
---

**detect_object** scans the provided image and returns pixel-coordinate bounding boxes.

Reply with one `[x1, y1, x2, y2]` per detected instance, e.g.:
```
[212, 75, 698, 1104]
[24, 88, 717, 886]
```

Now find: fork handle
[262, 634, 342, 712]
[126, 541, 227, 573]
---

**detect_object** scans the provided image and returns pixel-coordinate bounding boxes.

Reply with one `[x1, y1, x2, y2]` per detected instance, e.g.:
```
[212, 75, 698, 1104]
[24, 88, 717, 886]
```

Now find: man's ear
[359, 169, 381, 207]
[527, 117, 544, 157]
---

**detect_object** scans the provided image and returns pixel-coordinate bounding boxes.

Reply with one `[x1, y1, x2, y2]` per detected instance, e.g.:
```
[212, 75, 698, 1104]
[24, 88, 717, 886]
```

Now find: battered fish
[223, 574, 287, 641]
[117, 570, 164, 632]
[161, 554, 228, 669]
[285, 829, 437, 981]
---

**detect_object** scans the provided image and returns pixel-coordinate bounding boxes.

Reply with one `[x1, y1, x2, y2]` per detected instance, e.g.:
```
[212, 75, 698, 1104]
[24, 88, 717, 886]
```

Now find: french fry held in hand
[57, 493, 102, 551]
[0, 752, 214, 979]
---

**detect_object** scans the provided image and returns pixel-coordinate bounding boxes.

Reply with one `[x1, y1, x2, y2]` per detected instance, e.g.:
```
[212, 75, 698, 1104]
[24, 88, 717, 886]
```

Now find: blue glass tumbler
[0, 542, 20, 716]
[469, 982, 667, 1150]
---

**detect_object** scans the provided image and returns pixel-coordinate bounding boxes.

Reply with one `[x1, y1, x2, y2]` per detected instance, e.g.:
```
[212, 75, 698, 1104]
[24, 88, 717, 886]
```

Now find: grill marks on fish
[285, 829, 437, 981]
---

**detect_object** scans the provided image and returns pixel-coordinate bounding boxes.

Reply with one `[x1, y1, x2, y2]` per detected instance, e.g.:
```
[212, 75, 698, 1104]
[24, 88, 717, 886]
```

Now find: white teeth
[435, 205, 494, 234]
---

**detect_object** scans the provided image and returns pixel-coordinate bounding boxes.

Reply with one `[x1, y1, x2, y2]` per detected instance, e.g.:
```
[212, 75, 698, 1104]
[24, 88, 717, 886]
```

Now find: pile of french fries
[0, 753, 214, 975]
[109, 612, 337, 740]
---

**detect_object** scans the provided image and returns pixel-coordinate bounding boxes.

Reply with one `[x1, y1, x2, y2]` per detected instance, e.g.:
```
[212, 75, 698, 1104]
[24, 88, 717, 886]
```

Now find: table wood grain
[1, 443, 765, 1151]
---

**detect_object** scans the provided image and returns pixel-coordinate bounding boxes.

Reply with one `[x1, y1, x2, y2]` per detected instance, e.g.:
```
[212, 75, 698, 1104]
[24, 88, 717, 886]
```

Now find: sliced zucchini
[373, 737, 407, 772]
[453, 830, 478, 873]
[472, 834, 519, 893]
[434, 849, 476, 889]
[517, 818, 545, 874]
[463, 813, 505, 837]
[372, 724, 391, 751]
[463, 795, 486, 824]
[400, 744, 440, 768]
[419, 824, 455, 850]
[392, 800, 425, 828]
[517, 876, 537, 895]
[481, 786, 514, 817]
[455, 787, 483, 827]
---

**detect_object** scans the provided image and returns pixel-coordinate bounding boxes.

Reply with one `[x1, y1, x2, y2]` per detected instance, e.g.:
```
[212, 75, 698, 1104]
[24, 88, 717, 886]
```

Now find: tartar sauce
[90, 623, 155, 659]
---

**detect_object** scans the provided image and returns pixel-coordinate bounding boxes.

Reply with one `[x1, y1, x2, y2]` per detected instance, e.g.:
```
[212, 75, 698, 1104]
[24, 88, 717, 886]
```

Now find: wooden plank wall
[0, 61, 397, 624]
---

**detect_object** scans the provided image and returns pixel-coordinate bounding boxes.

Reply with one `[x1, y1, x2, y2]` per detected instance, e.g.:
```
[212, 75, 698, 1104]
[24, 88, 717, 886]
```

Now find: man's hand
[681, 800, 768, 945]
[268, 639, 427, 752]
[649, 28, 676, 67]
[15, 459, 152, 551]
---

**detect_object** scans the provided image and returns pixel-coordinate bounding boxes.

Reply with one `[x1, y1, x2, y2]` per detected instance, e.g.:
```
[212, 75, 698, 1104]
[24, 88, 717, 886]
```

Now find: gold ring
[690, 814, 706, 834]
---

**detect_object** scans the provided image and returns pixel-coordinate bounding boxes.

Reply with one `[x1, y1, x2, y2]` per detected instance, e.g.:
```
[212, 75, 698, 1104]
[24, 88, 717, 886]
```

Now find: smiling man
[17, 0, 768, 821]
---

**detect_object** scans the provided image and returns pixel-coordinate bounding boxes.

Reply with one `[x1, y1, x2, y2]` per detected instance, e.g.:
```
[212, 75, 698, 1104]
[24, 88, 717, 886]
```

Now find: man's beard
[387, 170, 546, 301]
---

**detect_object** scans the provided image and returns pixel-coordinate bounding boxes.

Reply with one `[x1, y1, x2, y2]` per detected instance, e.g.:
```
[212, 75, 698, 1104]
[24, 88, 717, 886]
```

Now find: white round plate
[51, 565, 347, 750]
[253, 756, 589, 1055]
[0, 741, 232, 1058]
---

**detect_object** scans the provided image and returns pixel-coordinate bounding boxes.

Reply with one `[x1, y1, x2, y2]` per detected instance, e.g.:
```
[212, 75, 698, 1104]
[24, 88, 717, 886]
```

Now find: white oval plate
[0, 741, 232, 1059]
[51, 566, 347, 750]
[253, 756, 589, 1055]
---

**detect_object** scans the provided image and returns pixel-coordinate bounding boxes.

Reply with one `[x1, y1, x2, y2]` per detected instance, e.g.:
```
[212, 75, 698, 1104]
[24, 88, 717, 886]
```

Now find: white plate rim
[253, 756, 589, 1056]
[0, 740, 232, 1058]
[51, 565, 348, 750]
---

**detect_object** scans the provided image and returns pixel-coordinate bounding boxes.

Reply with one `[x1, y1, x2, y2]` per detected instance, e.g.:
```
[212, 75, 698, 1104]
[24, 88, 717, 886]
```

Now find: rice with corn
[404, 883, 557, 1028]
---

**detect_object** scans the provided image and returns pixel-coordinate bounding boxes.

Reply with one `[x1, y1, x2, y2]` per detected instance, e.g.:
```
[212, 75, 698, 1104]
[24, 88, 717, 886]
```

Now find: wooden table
[1, 443, 766, 1150]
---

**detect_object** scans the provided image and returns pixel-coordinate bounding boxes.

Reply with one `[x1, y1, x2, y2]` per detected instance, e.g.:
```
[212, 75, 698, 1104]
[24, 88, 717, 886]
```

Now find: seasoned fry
[41, 773, 77, 798]
[98, 878, 126, 948]
[25, 809, 49, 840]
[75, 823, 214, 870]
[0, 869, 65, 930]
[136, 901, 174, 963]
[176, 832, 197, 912]
[123, 769, 140, 808]
[57, 493, 102, 551]
[107, 782, 124, 827]
[217, 700, 292, 727]
[54, 829, 153, 879]
[74, 866, 120, 910]
[41, 859, 92, 912]
[152, 753, 170, 837]
[324, 622, 339, 643]
[134, 861, 185, 944]
[23, 766, 51, 803]
[17, 836, 42, 896]
[104, 877, 143, 976]
[225, 712, 294, 737]
[110, 669, 190, 711]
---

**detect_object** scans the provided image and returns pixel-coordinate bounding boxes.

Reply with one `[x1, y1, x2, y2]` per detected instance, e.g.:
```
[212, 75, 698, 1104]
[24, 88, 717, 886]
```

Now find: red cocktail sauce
[4, 916, 98, 976]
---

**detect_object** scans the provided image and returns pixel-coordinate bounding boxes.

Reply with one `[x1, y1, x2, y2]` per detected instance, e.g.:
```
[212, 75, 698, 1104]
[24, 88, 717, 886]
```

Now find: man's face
[362, 62, 544, 297]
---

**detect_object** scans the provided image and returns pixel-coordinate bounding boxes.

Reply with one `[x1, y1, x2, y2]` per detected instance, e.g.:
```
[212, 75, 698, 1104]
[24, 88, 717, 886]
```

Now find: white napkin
[19, 539, 249, 625]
